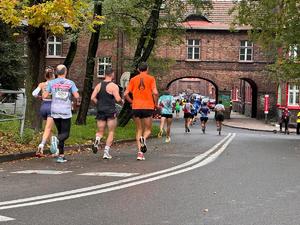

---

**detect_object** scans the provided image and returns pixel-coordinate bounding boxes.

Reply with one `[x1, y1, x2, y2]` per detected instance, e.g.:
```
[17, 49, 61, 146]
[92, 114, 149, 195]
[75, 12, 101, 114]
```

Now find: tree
[0, 22, 24, 90]
[103, 0, 211, 126]
[0, 0, 100, 130]
[76, 1, 102, 125]
[231, 0, 300, 80]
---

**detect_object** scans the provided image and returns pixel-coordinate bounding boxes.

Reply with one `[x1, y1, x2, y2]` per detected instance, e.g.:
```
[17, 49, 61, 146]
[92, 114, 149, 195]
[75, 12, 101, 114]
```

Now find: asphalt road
[1, 117, 300, 225]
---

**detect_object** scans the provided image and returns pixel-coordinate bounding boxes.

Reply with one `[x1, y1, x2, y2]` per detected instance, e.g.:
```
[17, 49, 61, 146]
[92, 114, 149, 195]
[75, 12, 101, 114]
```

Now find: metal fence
[0, 89, 26, 137]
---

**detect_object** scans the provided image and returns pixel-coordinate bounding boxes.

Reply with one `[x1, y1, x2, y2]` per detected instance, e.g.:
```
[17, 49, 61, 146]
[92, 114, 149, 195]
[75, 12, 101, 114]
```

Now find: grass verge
[0, 116, 159, 155]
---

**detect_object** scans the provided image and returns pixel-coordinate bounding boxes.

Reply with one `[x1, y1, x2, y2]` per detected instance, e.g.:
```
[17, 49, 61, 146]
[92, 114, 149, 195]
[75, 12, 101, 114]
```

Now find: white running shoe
[165, 136, 171, 143]
[137, 152, 145, 161]
[103, 150, 112, 159]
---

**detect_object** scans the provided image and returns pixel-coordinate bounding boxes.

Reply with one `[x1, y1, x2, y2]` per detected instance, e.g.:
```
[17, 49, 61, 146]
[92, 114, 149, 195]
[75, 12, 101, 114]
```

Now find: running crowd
[32, 62, 225, 163]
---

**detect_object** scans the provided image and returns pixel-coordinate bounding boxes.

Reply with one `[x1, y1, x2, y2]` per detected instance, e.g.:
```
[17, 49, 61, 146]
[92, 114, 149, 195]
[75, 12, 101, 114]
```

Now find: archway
[240, 78, 258, 118]
[166, 76, 219, 102]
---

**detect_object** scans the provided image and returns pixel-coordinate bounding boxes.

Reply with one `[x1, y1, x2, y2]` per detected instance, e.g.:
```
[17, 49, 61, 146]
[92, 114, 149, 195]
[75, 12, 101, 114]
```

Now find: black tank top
[96, 81, 116, 114]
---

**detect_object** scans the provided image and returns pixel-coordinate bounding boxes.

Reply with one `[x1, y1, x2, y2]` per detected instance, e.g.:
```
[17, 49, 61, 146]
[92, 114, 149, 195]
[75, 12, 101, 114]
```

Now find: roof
[207, 1, 236, 24]
[181, 1, 250, 31]
[181, 20, 250, 31]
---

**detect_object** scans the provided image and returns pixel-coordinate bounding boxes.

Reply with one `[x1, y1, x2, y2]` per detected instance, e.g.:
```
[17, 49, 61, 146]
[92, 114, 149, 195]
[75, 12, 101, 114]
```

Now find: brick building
[43, 0, 279, 119]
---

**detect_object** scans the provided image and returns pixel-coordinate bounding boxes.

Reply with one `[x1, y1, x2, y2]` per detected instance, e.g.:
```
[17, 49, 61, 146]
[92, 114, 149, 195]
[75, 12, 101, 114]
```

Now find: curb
[0, 138, 138, 164]
[223, 123, 296, 134]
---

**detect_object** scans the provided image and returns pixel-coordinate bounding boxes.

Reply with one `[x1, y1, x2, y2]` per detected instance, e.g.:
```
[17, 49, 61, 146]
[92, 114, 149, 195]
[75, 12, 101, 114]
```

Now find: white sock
[96, 136, 101, 141]
[104, 146, 110, 152]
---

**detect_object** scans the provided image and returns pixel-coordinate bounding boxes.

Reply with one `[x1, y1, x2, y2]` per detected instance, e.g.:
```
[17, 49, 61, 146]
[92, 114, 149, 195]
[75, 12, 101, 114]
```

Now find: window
[187, 39, 200, 60]
[239, 40, 253, 62]
[289, 45, 299, 61]
[47, 36, 62, 56]
[98, 57, 112, 77]
[288, 84, 299, 106]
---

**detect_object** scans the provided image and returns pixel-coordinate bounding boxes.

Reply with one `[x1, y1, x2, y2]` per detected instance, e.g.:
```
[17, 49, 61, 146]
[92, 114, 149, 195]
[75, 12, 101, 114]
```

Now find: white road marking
[0, 133, 232, 207]
[0, 215, 15, 221]
[79, 172, 139, 177]
[11, 170, 72, 175]
[0, 133, 236, 210]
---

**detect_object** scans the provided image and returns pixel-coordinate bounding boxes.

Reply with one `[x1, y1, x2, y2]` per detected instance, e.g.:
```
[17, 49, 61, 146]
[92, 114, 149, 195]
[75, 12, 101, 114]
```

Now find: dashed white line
[79, 172, 139, 177]
[0, 215, 15, 222]
[11, 170, 72, 175]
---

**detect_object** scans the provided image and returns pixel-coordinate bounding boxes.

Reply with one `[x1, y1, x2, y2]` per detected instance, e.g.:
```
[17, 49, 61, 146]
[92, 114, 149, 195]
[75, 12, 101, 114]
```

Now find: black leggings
[54, 118, 71, 155]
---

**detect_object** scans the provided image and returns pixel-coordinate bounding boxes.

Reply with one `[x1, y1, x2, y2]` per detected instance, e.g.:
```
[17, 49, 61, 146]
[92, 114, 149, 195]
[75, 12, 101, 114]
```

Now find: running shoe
[157, 129, 163, 138]
[202, 128, 205, 134]
[137, 152, 145, 161]
[56, 156, 67, 163]
[103, 150, 112, 159]
[187, 127, 191, 133]
[92, 138, 101, 154]
[140, 137, 147, 153]
[50, 136, 59, 155]
[165, 136, 171, 143]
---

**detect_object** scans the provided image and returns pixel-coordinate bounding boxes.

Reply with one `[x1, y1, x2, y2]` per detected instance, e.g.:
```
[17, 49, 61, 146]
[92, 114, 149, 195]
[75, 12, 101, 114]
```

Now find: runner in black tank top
[91, 68, 123, 159]
[96, 81, 116, 118]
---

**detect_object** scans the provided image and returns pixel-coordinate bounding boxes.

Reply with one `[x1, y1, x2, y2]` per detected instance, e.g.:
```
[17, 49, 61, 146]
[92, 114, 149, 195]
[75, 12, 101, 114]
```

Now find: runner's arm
[152, 87, 159, 107]
[112, 84, 123, 105]
[124, 89, 132, 104]
[32, 83, 42, 97]
[91, 84, 100, 104]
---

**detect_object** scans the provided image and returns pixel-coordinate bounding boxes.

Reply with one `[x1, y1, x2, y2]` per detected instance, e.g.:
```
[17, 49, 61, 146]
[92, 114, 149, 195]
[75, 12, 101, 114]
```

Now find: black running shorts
[161, 114, 173, 119]
[200, 117, 208, 122]
[132, 109, 154, 119]
[96, 111, 116, 121]
[215, 114, 224, 122]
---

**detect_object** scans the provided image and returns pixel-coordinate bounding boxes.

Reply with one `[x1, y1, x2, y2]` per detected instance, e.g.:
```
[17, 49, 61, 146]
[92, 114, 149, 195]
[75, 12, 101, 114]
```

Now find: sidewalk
[223, 112, 297, 133]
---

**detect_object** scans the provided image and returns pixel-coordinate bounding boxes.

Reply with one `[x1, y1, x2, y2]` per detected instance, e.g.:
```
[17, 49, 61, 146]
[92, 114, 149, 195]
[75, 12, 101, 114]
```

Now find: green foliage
[14, 128, 35, 144]
[232, 0, 300, 80]
[0, 22, 25, 90]
[0, 0, 103, 35]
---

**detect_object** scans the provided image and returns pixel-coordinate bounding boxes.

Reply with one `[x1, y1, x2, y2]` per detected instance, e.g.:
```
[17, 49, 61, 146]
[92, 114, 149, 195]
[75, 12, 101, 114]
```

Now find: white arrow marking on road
[79, 172, 139, 177]
[11, 170, 72, 175]
[0, 133, 235, 210]
[0, 215, 15, 221]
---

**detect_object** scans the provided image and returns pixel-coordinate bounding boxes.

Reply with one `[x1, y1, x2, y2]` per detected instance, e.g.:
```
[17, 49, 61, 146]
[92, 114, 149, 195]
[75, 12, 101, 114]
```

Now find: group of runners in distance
[32, 62, 225, 163]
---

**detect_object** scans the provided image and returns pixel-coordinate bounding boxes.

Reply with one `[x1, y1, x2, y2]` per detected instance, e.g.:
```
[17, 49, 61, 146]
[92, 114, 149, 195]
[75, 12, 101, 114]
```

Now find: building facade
[42, 1, 282, 120]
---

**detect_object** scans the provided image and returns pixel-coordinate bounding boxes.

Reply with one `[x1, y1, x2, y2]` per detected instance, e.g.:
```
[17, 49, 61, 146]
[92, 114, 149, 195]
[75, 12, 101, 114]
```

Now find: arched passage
[165, 76, 219, 101]
[239, 78, 258, 118]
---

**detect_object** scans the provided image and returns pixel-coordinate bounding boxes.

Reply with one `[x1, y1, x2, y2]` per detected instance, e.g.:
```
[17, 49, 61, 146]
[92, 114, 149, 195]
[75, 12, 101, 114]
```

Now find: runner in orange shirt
[124, 62, 159, 160]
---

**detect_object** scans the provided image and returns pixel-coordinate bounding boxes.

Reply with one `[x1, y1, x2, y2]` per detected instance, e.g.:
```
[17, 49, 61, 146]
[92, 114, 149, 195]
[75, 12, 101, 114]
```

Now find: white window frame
[239, 40, 253, 62]
[289, 45, 299, 61]
[47, 36, 62, 57]
[187, 39, 200, 60]
[97, 57, 112, 78]
[288, 84, 300, 106]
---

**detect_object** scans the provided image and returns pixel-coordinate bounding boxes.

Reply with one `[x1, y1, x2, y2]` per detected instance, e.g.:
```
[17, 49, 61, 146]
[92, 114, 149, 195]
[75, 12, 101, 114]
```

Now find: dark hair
[138, 62, 148, 72]
[218, 100, 222, 104]
[203, 102, 207, 106]
[45, 67, 54, 79]
[105, 67, 114, 76]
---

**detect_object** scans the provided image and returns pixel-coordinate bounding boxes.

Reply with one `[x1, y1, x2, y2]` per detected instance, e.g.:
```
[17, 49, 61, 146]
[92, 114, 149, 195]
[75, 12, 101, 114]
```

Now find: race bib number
[55, 90, 69, 100]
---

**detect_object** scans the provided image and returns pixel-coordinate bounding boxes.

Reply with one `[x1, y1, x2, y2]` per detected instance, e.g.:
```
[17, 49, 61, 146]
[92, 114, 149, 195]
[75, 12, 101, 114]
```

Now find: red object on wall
[264, 95, 269, 114]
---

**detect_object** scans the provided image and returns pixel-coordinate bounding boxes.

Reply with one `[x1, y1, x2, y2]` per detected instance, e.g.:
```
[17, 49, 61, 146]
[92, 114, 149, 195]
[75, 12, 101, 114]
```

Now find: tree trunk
[75, 1, 102, 125]
[64, 30, 79, 71]
[25, 26, 47, 131]
[117, 0, 162, 127]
